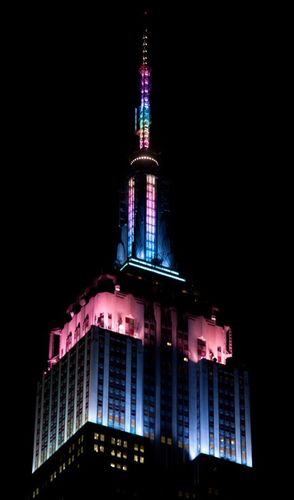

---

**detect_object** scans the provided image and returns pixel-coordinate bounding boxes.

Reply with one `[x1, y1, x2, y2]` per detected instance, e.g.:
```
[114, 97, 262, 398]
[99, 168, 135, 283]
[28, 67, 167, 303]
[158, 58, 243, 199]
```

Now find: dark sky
[11, 3, 277, 496]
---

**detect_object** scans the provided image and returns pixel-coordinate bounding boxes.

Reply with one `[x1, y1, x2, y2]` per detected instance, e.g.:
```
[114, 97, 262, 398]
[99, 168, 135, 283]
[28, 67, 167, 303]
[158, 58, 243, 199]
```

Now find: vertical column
[154, 303, 161, 440]
[244, 371, 252, 467]
[199, 361, 209, 455]
[38, 377, 45, 465]
[64, 353, 70, 441]
[171, 309, 177, 444]
[189, 361, 197, 460]
[213, 363, 220, 457]
[136, 340, 144, 436]
[46, 370, 53, 458]
[125, 337, 132, 433]
[88, 331, 99, 423]
[102, 331, 110, 426]
[234, 368, 241, 464]
[82, 332, 90, 425]
[48, 331, 54, 361]
[73, 345, 79, 433]
[55, 361, 62, 452]
[32, 385, 40, 472]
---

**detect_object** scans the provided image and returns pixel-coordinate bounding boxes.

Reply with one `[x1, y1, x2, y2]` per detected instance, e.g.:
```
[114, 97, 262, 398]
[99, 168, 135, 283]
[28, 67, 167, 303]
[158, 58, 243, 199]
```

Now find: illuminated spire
[139, 25, 151, 150]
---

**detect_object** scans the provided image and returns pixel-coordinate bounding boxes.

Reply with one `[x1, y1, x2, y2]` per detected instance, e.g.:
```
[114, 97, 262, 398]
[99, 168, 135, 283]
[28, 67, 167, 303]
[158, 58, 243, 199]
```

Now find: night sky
[12, 4, 276, 496]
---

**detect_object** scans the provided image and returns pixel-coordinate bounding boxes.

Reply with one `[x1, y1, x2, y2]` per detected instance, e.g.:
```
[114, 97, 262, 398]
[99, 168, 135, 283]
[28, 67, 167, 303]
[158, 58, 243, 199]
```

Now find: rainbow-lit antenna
[137, 13, 151, 150]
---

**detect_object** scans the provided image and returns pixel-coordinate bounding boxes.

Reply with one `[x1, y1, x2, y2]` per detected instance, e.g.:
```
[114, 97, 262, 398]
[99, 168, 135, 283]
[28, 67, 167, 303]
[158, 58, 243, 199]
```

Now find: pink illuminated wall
[188, 316, 232, 364]
[49, 285, 232, 367]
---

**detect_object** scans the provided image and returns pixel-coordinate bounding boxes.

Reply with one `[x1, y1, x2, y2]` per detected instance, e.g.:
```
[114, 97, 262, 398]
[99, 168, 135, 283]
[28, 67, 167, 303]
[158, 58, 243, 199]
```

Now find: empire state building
[31, 14, 253, 500]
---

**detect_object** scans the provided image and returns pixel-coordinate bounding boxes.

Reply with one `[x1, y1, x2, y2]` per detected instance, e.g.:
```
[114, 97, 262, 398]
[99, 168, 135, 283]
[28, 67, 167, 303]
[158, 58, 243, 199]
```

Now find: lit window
[140, 456, 144, 463]
[125, 316, 135, 336]
[110, 463, 115, 468]
[134, 443, 139, 451]
[94, 433, 99, 440]
[117, 450, 121, 458]
[146, 175, 156, 261]
[62, 463, 66, 470]
[134, 455, 139, 462]
[128, 177, 135, 257]
[117, 439, 122, 446]
[123, 440, 128, 448]
[123, 453, 127, 459]
[122, 465, 127, 471]
[100, 434, 105, 442]
[111, 450, 115, 456]
[111, 437, 116, 445]
[161, 436, 166, 443]
[167, 437, 172, 445]
[50, 475, 53, 482]
[99, 445, 104, 452]
[116, 463, 121, 469]
[94, 444, 99, 453]
[197, 338, 206, 359]
[140, 445, 145, 453]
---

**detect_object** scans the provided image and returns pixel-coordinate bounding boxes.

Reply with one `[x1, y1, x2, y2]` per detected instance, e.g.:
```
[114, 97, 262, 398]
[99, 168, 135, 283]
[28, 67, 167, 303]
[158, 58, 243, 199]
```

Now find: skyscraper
[30, 14, 253, 500]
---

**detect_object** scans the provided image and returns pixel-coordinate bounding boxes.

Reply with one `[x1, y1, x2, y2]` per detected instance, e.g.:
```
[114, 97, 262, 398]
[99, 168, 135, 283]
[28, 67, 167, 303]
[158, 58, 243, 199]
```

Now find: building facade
[31, 17, 252, 500]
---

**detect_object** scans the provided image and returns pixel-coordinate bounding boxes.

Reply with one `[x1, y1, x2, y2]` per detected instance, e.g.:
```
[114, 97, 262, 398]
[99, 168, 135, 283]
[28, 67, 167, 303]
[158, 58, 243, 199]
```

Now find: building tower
[116, 25, 182, 280]
[30, 14, 253, 500]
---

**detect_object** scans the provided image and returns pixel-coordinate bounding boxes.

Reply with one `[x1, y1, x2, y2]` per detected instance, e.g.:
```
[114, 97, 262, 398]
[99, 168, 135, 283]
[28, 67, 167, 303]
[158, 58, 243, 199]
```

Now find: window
[98, 313, 104, 328]
[226, 329, 233, 354]
[217, 346, 222, 363]
[197, 338, 206, 359]
[125, 316, 135, 336]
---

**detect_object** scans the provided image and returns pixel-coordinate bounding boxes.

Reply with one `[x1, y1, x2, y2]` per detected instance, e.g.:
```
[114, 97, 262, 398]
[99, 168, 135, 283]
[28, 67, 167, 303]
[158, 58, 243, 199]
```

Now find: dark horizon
[12, 4, 273, 496]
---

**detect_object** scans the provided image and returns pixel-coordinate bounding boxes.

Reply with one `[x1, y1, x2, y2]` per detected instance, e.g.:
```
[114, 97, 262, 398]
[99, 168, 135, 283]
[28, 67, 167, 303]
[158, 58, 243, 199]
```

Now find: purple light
[128, 177, 135, 256]
[146, 175, 156, 261]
